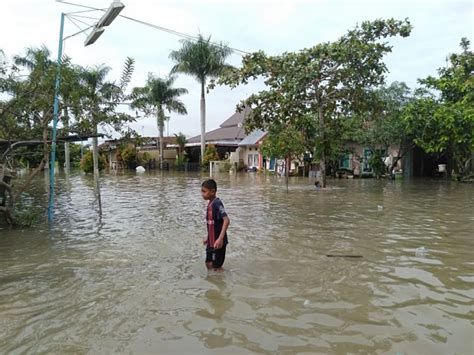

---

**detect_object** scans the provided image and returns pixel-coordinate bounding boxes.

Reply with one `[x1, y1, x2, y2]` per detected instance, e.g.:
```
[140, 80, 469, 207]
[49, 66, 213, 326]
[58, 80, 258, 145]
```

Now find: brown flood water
[0, 172, 473, 354]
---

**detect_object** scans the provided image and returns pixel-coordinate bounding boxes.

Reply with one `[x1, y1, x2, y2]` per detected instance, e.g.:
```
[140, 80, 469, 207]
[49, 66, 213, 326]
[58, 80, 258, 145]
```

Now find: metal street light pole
[47, 1, 125, 223]
[48, 12, 66, 223]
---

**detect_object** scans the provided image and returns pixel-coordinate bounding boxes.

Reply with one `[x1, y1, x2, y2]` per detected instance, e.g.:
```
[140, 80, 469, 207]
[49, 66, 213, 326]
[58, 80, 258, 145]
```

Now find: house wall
[107, 147, 177, 169]
[341, 143, 402, 176]
[137, 148, 160, 162]
[239, 145, 263, 169]
[229, 147, 242, 164]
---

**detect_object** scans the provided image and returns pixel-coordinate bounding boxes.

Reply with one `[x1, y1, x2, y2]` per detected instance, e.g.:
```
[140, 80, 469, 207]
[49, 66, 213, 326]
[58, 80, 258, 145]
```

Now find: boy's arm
[214, 216, 230, 249]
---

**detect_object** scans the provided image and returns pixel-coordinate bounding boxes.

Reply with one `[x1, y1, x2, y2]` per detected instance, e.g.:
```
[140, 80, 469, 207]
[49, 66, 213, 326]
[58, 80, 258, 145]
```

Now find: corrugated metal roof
[238, 130, 267, 146]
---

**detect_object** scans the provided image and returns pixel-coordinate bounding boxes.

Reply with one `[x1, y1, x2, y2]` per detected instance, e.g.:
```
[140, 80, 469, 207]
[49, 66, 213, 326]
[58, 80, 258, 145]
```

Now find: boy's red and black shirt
[206, 198, 228, 248]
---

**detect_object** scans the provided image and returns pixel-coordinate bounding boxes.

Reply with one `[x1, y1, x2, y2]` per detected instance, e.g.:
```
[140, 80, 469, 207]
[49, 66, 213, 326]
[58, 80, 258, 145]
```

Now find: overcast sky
[2, 0, 473, 139]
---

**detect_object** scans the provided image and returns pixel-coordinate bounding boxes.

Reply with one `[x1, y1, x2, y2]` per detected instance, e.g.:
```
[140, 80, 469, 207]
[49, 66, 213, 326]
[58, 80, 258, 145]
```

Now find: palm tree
[130, 74, 187, 167]
[169, 34, 232, 162]
[174, 132, 187, 155]
[12, 46, 56, 166]
[76, 59, 134, 215]
[77, 58, 134, 172]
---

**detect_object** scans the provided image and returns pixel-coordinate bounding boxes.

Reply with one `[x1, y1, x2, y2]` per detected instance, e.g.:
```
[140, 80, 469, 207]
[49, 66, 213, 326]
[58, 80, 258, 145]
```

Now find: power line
[63, 16, 93, 41]
[118, 14, 249, 56]
[69, 14, 100, 21]
[56, 1, 104, 12]
[66, 15, 85, 33]
[57, 1, 249, 56]
[68, 15, 94, 28]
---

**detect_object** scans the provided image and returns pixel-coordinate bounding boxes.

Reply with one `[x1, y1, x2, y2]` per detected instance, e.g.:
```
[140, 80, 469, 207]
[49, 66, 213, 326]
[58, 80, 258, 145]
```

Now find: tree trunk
[0, 206, 14, 228]
[92, 124, 102, 217]
[446, 146, 453, 179]
[200, 80, 206, 163]
[286, 156, 289, 193]
[8, 126, 48, 225]
[158, 108, 164, 169]
[92, 130, 99, 180]
[64, 107, 70, 173]
[318, 105, 327, 188]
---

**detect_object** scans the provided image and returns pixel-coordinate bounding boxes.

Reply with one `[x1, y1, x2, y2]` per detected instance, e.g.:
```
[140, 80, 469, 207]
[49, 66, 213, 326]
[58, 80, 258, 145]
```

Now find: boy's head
[201, 179, 217, 200]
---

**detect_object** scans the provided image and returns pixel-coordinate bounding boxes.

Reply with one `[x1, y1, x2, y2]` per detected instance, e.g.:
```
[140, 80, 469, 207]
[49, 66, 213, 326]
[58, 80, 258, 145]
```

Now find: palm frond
[166, 100, 187, 115]
[169, 33, 233, 83]
[119, 57, 135, 90]
[130, 73, 188, 120]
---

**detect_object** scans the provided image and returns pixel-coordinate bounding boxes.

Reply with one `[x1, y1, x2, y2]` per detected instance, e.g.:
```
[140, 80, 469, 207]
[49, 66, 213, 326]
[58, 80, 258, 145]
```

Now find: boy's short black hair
[202, 179, 217, 191]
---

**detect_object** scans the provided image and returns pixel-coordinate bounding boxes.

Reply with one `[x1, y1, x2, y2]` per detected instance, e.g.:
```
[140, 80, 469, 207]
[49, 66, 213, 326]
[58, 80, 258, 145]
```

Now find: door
[362, 148, 373, 175]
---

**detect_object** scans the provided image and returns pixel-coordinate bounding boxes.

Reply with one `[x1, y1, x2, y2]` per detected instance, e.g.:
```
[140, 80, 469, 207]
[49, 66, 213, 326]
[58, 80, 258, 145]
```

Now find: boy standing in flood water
[201, 179, 230, 271]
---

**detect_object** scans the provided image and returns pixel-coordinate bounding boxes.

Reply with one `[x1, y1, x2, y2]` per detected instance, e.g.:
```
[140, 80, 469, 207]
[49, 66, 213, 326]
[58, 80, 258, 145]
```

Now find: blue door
[362, 148, 373, 175]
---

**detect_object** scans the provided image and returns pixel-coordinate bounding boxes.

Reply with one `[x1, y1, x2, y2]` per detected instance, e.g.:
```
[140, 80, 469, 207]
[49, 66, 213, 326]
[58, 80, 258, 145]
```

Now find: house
[185, 107, 250, 162]
[101, 136, 178, 169]
[231, 129, 267, 170]
[335, 142, 402, 177]
[183, 105, 417, 177]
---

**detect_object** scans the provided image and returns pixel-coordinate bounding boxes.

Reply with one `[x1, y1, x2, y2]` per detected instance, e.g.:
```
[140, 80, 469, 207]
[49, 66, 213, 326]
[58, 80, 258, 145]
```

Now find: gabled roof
[187, 125, 246, 144]
[187, 107, 250, 144]
[238, 130, 267, 146]
[220, 106, 251, 128]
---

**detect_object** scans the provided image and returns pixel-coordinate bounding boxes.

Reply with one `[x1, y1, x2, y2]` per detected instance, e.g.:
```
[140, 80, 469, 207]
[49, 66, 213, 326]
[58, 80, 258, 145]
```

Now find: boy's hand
[202, 237, 207, 246]
[213, 237, 224, 249]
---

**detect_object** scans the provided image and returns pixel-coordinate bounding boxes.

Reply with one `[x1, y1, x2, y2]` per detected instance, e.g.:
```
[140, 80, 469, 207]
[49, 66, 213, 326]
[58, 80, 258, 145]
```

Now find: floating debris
[415, 246, 428, 257]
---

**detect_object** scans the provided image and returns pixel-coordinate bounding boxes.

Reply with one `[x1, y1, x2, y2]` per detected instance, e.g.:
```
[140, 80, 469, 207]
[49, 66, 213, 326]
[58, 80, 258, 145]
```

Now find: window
[248, 153, 259, 167]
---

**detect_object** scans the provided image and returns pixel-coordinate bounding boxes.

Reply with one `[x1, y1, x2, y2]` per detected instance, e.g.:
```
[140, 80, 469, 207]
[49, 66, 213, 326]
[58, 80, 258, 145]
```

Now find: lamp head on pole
[84, 0, 125, 46]
[84, 27, 105, 46]
[97, 0, 125, 27]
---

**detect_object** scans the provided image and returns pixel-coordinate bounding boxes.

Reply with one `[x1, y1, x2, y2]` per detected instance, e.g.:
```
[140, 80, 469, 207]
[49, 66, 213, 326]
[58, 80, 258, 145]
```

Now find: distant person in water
[201, 179, 230, 271]
[314, 180, 321, 190]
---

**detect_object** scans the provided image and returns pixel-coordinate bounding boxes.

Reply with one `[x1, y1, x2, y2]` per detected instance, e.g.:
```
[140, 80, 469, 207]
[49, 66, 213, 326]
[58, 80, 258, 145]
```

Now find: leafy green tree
[344, 81, 414, 175]
[170, 34, 232, 162]
[73, 58, 134, 191]
[202, 144, 219, 170]
[130, 74, 187, 167]
[0, 51, 25, 140]
[403, 38, 473, 178]
[57, 142, 83, 168]
[58, 61, 82, 171]
[217, 19, 412, 187]
[174, 132, 187, 154]
[118, 144, 139, 169]
[261, 123, 308, 191]
[80, 150, 105, 173]
[174, 132, 188, 166]
[1, 46, 61, 226]
[12, 46, 56, 143]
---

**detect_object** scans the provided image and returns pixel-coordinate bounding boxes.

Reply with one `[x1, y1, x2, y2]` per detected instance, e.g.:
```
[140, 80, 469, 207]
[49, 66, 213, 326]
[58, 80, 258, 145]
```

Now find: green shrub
[201, 145, 219, 171]
[176, 152, 187, 166]
[120, 145, 139, 169]
[140, 151, 152, 165]
[368, 151, 386, 178]
[80, 150, 106, 173]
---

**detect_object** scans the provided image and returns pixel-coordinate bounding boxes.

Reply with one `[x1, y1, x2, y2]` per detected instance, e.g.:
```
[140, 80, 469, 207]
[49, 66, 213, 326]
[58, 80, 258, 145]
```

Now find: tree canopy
[403, 38, 474, 177]
[217, 18, 412, 186]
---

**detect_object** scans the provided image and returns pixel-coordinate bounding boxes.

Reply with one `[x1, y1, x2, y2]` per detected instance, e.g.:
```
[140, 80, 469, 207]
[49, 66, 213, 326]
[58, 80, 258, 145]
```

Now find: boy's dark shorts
[206, 246, 226, 268]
